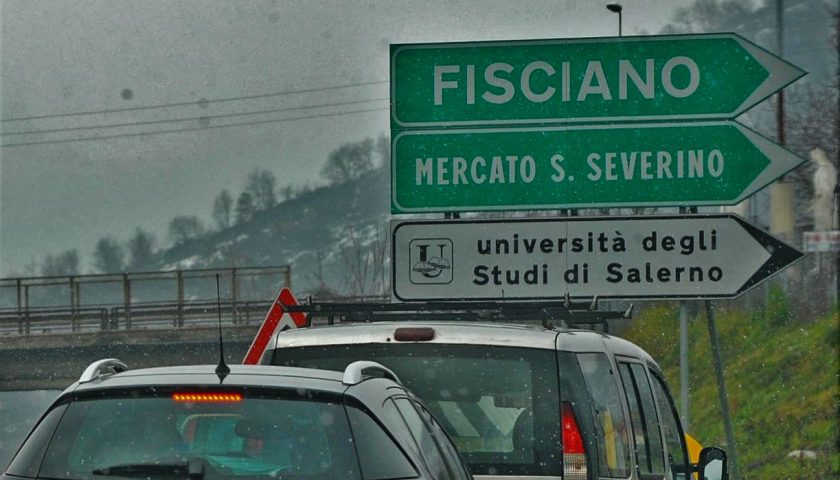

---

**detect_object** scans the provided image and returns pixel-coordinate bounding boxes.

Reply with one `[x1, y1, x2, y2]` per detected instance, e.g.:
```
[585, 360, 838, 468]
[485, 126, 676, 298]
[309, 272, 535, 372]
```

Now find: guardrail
[0, 266, 291, 312]
[0, 300, 271, 336]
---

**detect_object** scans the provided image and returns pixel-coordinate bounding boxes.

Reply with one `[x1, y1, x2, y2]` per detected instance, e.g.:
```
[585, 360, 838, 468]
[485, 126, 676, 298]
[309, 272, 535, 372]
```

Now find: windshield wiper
[92, 460, 199, 478]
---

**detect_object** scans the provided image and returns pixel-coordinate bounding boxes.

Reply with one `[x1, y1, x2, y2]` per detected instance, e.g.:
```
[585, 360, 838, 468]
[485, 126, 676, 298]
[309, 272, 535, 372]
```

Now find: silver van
[264, 321, 727, 480]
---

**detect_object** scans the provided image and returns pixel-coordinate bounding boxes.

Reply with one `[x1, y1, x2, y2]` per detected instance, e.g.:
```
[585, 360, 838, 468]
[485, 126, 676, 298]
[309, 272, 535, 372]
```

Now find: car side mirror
[697, 446, 728, 480]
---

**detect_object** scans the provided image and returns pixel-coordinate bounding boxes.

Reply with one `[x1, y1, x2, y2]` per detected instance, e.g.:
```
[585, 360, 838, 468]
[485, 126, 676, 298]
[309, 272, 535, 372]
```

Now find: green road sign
[391, 121, 804, 213]
[390, 33, 805, 127]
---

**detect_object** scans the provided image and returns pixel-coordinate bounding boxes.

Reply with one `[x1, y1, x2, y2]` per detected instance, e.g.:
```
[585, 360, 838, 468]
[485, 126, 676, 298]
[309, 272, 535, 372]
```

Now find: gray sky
[1, 0, 707, 274]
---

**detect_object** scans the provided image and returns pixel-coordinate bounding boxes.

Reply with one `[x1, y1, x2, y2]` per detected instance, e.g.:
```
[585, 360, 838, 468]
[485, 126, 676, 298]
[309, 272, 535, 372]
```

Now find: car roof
[65, 364, 350, 395]
[269, 321, 658, 367]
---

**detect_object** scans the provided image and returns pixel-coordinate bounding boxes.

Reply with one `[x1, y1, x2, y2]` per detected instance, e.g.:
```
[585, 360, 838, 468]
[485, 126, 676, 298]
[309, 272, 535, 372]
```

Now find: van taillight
[393, 327, 435, 341]
[562, 402, 587, 480]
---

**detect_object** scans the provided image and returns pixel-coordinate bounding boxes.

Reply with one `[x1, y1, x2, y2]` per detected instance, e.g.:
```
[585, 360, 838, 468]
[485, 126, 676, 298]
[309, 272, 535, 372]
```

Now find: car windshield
[271, 343, 561, 477]
[37, 390, 362, 480]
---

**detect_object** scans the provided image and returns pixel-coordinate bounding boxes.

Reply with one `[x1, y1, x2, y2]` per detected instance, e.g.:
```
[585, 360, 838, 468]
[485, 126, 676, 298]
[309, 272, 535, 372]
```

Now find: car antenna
[215, 273, 230, 382]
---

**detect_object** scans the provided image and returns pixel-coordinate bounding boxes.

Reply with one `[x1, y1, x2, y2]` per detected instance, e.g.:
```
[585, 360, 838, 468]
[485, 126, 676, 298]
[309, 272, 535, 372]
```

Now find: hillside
[145, 167, 391, 296]
[622, 300, 838, 479]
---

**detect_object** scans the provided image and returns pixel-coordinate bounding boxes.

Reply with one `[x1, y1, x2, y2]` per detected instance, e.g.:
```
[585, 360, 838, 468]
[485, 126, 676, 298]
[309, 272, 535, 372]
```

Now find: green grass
[621, 299, 839, 479]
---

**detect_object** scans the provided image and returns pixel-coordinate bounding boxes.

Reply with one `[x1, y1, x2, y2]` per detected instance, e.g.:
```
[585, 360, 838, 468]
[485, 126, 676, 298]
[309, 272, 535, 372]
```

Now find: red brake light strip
[172, 392, 243, 403]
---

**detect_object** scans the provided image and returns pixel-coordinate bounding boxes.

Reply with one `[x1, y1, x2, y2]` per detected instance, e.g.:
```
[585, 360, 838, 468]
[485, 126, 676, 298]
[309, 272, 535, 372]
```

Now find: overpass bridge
[0, 323, 261, 390]
[0, 266, 290, 390]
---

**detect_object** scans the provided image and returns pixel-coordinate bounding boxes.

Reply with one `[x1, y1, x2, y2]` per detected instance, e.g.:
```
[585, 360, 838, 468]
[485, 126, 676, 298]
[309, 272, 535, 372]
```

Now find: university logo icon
[409, 238, 453, 285]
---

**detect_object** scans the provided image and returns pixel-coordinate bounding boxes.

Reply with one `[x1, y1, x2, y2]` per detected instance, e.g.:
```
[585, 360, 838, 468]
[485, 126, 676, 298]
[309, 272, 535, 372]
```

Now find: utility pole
[770, 0, 795, 244]
[776, 0, 785, 148]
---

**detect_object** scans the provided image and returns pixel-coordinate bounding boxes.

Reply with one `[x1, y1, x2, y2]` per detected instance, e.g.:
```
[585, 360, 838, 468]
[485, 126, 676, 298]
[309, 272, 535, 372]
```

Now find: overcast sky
[0, 0, 732, 275]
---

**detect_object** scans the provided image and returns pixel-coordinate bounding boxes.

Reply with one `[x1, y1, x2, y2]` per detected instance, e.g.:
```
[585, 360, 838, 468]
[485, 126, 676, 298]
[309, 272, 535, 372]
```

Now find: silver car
[4, 359, 473, 480]
[265, 321, 728, 480]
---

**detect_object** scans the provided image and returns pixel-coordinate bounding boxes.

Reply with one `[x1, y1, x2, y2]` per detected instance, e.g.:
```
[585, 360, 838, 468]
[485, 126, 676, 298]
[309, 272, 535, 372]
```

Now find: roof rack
[342, 361, 402, 386]
[79, 358, 128, 383]
[283, 297, 631, 333]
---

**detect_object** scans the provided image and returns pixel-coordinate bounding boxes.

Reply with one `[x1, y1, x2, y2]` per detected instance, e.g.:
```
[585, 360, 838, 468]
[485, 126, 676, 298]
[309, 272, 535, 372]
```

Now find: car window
[650, 372, 689, 478]
[36, 390, 361, 479]
[618, 362, 666, 477]
[345, 405, 418, 480]
[6, 403, 68, 478]
[395, 398, 451, 480]
[273, 343, 561, 476]
[413, 400, 471, 480]
[577, 353, 632, 478]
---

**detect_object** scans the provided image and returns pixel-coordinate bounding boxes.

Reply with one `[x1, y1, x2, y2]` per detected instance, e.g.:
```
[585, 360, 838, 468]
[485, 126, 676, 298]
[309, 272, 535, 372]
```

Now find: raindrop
[319, 411, 335, 426]
[120, 88, 134, 100]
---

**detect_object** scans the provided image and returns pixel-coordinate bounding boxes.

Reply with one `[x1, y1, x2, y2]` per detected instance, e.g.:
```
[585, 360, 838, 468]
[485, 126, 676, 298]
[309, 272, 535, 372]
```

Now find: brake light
[393, 327, 435, 341]
[562, 402, 587, 480]
[172, 392, 243, 403]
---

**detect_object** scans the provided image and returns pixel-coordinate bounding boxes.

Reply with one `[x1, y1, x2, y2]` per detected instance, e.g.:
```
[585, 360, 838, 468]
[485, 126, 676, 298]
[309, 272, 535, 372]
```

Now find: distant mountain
[143, 167, 391, 297]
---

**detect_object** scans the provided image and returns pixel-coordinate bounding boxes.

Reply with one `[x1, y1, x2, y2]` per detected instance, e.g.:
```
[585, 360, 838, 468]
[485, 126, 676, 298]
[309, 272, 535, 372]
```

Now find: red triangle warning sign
[242, 287, 306, 365]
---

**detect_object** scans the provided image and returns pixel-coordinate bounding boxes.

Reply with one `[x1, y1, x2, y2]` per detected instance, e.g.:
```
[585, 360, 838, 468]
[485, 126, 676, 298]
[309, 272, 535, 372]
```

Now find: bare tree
[660, 0, 753, 34]
[305, 248, 340, 299]
[660, 0, 839, 221]
[168, 216, 205, 245]
[279, 184, 295, 202]
[212, 190, 234, 229]
[339, 225, 388, 297]
[127, 228, 156, 268]
[294, 180, 313, 198]
[245, 168, 277, 210]
[93, 237, 125, 273]
[235, 192, 256, 224]
[41, 249, 80, 276]
[782, 82, 840, 204]
[321, 138, 375, 185]
[375, 133, 390, 170]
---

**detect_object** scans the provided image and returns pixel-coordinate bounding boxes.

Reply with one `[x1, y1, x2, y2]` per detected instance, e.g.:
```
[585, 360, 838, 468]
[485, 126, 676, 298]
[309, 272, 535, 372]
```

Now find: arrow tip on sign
[731, 122, 807, 202]
[733, 34, 807, 116]
[733, 214, 805, 295]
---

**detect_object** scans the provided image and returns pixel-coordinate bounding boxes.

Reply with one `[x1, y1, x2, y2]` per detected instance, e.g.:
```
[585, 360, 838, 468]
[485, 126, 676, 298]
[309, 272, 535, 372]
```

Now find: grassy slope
[621, 300, 838, 479]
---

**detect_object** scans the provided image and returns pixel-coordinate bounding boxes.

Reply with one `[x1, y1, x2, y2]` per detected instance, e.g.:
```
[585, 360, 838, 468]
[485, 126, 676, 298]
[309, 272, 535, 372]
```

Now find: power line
[2, 97, 390, 137]
[1, 106, 388, 148]
[1, 79, 389, 123]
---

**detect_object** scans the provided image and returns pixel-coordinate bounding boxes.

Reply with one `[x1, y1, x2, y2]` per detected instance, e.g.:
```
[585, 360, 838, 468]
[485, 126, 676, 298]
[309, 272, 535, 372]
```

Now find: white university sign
[390, 215, 802, 301]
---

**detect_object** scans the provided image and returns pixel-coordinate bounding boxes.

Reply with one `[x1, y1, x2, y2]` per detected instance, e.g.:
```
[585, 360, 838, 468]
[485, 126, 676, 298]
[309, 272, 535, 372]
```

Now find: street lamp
[606, 3, 623, 37]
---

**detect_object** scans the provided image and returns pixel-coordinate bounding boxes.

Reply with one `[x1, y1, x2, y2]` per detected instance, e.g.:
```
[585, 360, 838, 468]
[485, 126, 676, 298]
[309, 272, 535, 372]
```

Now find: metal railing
[0, 266, 291, 336]
[0, 300, 272, 336]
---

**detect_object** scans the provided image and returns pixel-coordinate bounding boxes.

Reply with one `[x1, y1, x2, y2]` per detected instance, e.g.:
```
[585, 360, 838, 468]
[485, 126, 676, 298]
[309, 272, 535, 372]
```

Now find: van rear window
[271, 343, 561, 477]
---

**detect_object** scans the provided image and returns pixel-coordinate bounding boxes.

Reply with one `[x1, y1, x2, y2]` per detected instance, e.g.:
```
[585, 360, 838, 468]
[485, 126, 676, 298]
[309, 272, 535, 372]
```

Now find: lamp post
[606, 3, 623, 36]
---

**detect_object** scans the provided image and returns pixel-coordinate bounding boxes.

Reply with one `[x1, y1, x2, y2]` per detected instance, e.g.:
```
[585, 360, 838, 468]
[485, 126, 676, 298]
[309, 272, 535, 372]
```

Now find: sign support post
[706, 300, 742, 480]
[679, 301, 690, 429]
